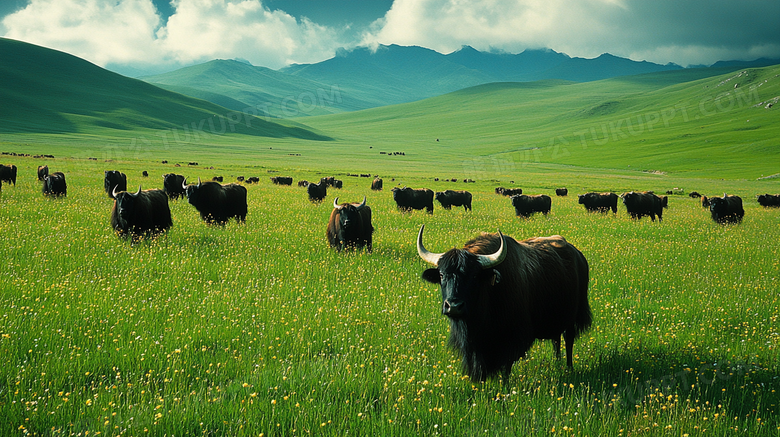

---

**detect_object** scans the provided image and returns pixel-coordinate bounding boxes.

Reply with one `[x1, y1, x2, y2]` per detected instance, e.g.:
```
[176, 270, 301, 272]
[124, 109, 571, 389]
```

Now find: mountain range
[141, 44, 780, 118]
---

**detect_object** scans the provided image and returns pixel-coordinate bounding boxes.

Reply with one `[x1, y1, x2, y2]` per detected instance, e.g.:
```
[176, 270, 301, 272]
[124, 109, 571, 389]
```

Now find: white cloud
[362, 0, 780, 66]
[1, 0, 347, 69]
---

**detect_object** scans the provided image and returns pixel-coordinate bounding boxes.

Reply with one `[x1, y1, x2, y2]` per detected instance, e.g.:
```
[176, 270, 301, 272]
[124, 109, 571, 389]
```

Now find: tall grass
[0, 157, 777, 436]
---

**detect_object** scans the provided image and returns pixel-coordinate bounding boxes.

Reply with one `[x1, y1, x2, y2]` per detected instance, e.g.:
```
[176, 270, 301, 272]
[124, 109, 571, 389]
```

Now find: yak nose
[442, 300, 464, 317]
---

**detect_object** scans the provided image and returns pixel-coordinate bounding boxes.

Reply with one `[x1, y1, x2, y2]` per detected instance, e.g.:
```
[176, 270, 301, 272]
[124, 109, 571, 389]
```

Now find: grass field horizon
[1, 45, 779, 435]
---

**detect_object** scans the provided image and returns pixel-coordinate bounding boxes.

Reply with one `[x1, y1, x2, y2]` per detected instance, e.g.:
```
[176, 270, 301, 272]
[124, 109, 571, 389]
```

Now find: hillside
[0, 38, 330, 140]
[301, 65, 780, 179]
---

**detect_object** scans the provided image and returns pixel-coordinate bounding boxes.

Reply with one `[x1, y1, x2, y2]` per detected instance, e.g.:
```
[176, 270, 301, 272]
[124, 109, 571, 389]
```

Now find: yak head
[418, 225, 506, 319]
[112, 185, 142, 228]
[332, 196, 367, 235]
[183, 177, 203, 204]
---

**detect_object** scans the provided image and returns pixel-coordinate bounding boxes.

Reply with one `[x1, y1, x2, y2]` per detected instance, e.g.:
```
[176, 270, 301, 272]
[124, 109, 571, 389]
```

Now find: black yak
[417, 225, 591, 380]
[38, 165, 49, 181]
[104, 170, 127, 198]
[184, 178, 248, 224]
[327, 197, 374, 252]
[621, 191, 663, 222]
[392, 187, 434, 214]
[307, 181, 327, 203]
[578, 192, 618, 213]
[162, 173, 186, 199]
[511, 194, 551, 217]
[556, 188, 568, 196]
[496, 187, 522, 196]
[270, 176, 293, 185]
[0, 164, 17, 186]
[42, 172, 67, 196]
[435, 190, 472, 211]
[709, 194, 744, 224]
[110, 185, 172, 239]
[757, 194, 780, 207]
[371, 178, 383, 191]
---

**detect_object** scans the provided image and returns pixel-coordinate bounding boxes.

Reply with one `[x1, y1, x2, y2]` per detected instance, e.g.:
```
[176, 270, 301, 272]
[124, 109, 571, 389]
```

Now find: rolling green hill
[141, 59, 379, 117]
[0, 38, 331, 141]
[300, 65, 780, 179]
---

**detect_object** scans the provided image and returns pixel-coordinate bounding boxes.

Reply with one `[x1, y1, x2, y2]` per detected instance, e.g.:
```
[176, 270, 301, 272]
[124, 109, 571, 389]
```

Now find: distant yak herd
[2, 160, 778, 381]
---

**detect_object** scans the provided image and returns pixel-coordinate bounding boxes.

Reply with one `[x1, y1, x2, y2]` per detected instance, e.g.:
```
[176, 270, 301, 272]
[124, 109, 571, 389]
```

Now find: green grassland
[1, 40, 779, 435]
[0, 154, 779, 436]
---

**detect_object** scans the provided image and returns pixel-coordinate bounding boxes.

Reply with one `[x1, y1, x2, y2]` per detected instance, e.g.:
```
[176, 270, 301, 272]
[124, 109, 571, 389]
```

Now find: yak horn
[333, 197, 342, 209]
[129, 185, 142, 197]
[181, 177, 187, 189]
[197, 177, 202, 187]
[416, 225, 445, 266]
[111, 185, 120, 199]
[475, 230, 506, 269]
[356, 196, 367, 210]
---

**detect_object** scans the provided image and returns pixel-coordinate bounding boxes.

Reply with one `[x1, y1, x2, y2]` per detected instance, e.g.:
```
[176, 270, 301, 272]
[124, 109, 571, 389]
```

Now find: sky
[1, 0, 779, 74]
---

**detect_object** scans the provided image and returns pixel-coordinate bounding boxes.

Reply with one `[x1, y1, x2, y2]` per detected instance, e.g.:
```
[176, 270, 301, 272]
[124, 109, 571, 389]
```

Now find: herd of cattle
[3, 162, 779, 379]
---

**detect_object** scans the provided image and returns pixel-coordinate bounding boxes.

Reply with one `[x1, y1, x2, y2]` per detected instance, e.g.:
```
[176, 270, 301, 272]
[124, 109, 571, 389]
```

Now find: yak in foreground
[110, 186, 172, 239]
[709, 195, 744, 224]
[104, 170, 128, 198]
[42, 172, 67, 196]
[184, 178, 248, 224]
[417, 225, 591, 380]
[327, 197, 373, 252]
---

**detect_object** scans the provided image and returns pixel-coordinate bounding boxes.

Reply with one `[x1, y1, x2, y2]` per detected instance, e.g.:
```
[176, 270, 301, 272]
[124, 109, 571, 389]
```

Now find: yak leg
[563, 330, 576, 368]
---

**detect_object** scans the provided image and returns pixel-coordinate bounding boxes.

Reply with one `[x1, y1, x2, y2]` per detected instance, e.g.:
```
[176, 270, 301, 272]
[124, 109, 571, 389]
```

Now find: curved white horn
[197, 177, 202, 187]
[475, 231, 507, 269]
[129, 185, 142, 197]
[356, 196, 367, 210]
[181, 177, 187, 189]
[416, 225, 445, 266]
[333, 197, 342, 209]
[111, 185, 120, 199]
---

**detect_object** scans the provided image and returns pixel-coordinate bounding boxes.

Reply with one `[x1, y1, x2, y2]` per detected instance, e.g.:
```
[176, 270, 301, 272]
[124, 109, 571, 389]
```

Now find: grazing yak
[496, 187, 523, 196]
[689, 191, 702, 199]
[511, 194, 551, 217]
[371, 178, 383, 191]
[37, 165, 49, 181]
[0, 164, 17, 186]
[184, 178, 248, 225]
[162, 173, 186, 199]
[104, 170, 128, 198]
[622, 191, 663, 222]
[212, 176, 224, 182]
[142, 171, 149, 177]
[392, 187, 434, 214]
[417, 225, 591, 380]
[307, 181, 327, 202]
[270, 176, 293, 185]
[110, 185, 172, 239]
[435, 190, 472, 211]
[556, 188, 568, 197]
[298, 180, 310, 187]
[757, 194, 780, 207]
[42, 172, 67, 196]
[709, 195, 744, 224]
[578, 192, 618, 213]
[327, 197, 374, 252]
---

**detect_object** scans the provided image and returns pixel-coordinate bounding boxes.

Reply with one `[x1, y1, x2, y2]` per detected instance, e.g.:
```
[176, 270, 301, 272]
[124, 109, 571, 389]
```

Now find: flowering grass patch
[0, 158, 778, 436]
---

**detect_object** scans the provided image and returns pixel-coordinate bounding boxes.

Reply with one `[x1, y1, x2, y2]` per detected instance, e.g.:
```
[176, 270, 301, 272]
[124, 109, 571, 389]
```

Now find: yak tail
[573, 257, 593, 337]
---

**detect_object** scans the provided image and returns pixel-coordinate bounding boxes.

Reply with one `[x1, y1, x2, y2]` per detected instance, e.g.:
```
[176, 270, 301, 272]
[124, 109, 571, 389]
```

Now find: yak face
[332, 197, 366, 240]
[418, 225, 505, 319]
[112, 186, 141, 230]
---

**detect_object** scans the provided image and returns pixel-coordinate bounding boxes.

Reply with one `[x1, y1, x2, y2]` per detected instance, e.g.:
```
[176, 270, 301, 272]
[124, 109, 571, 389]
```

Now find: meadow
[0, 153, 778, 436]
